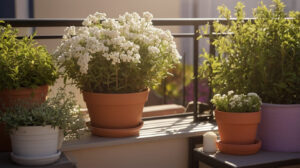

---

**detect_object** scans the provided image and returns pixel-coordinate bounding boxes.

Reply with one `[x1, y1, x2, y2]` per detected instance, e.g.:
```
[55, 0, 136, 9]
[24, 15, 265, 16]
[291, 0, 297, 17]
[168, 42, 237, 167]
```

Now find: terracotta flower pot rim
[262, 103, 300, 108]
[215, 109, 261, 113]
[0, 85, 48, 94]
[215, 110, 261, 124]
[83, 88, 149, 105]
[82, 88, 149, 95]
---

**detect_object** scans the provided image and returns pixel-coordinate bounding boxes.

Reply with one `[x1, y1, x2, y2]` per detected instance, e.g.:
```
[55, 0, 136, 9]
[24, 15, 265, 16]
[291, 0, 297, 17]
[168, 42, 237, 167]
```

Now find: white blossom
[228, 90, 234, 95]
[211, 91, 261, 112]
[248, 92, 259, 97]
[143, 11, 153, 22]
[78, 52, 90, 74]
[148, 46, 160, 54]
[55, 12, 180, 75]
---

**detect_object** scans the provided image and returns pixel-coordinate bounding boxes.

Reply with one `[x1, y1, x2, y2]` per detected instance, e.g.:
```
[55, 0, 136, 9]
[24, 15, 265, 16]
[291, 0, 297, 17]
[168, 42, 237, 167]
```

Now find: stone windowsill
[62, 116, 218, 152]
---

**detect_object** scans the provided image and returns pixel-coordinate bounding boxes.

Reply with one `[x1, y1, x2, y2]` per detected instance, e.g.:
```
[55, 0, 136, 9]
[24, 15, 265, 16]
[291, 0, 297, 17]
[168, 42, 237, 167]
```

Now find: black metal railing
[1, 18, 247, 122]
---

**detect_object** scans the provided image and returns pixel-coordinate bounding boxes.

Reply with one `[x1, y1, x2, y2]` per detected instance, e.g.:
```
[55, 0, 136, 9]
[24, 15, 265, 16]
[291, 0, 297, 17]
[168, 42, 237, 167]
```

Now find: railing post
[163, 79, 167, 104]
[208, 24, 215, 120]
[209, 24, 215, 57]
[182, 52, 186, 106]
[193, 25, 199, 122]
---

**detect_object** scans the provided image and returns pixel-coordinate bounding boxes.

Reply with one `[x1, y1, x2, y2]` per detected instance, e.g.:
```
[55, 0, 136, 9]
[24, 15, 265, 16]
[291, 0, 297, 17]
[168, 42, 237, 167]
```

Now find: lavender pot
[258, 103, 300, 152]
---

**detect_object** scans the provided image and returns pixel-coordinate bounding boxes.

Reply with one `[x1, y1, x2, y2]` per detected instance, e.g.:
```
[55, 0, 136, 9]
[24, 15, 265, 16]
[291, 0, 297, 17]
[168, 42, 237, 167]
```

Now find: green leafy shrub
[0, 88, 86, 140]
[54, 12, 181, 93]
[0, 21, 58, 90]
[199, 0, 300, 104]
[211, 91, 262, 112]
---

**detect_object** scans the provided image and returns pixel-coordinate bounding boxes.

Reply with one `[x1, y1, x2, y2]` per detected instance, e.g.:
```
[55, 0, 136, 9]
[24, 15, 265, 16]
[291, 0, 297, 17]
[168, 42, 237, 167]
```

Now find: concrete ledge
[62, 116, 217, 152]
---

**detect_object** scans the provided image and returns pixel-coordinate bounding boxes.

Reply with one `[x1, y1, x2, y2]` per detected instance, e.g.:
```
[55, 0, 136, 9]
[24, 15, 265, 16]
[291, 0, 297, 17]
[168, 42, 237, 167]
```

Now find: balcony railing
[1, 18, 254, 122]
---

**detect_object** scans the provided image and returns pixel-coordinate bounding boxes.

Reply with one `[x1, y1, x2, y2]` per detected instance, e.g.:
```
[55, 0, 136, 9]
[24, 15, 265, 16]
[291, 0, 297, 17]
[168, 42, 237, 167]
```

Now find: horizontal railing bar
[16, 33, 196, 39]
[16, 35, 63, 39]
[1, 18, 261, 27]
[15, 33, 226, 40]
[173, 33, 195, 37]
[1, 19, 83, 27]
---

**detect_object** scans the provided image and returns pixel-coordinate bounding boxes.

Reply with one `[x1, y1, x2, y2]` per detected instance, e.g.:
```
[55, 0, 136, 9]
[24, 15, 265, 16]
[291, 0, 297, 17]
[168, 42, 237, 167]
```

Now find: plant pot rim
[215, 110, 261, 124]
[262, 103, 300, 107]
[82, 88, 149, 95]
[215, 109, 261, 114]
[0, 85, 48, 92]
[82, 88, 150, 105]
[11, 125, 57, 129]
[10, 125, 59, 135]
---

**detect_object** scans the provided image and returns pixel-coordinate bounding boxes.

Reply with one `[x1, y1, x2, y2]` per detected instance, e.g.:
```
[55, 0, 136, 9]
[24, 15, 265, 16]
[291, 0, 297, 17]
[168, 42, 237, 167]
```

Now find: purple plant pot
[258, 103, 300, 152]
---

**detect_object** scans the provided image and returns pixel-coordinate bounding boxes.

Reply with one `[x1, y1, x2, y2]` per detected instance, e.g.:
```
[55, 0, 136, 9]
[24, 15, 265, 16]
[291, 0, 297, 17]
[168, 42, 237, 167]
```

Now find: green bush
[153, 63, 193, 99]
[199, 0, 300, 104]
[0, 21, 58, 90]
[0, 88, 86, 140]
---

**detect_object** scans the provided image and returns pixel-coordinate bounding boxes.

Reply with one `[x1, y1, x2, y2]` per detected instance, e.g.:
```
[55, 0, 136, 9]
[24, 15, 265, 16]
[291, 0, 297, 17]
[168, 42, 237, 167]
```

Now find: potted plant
[0, 21, 58, 151]
[199, 0, 300, 152]
[0, 88, 86, 166]
[0, 21, 58, 107]
[54, 12, 181, 137]
[212, 91, 262, 155]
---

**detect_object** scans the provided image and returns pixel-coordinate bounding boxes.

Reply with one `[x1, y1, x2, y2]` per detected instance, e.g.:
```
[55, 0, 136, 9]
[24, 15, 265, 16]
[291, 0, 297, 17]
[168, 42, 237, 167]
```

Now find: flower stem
[116, 66, 118, 89]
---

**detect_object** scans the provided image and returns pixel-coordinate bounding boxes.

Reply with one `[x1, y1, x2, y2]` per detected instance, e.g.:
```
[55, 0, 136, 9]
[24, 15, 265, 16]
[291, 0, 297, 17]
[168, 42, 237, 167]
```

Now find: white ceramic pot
[57, 129, 64, 150]
[10, 125, 61, 166]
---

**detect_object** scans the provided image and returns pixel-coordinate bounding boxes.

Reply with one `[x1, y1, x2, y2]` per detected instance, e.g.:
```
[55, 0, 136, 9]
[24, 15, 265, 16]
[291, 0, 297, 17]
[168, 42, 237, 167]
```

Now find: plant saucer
[216, 139, 261, 155]
[11, 151, 61, 166]
[87, 122, 144, 138]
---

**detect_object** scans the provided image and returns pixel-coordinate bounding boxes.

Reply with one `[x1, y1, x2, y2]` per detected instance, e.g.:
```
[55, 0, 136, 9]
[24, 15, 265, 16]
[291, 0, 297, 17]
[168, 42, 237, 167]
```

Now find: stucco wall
[64, 138, 189, 168]
[63, 137, 300, 168]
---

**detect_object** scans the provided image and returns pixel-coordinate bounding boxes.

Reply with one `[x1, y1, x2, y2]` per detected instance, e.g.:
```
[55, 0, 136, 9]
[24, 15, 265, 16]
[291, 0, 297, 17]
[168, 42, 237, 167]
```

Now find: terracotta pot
[258, 103, 300, 152]
[0, 85, 48, 152]
[215, 110, 261, 144]
[0, 85, 48, 110]
[83, 89, 149, 137]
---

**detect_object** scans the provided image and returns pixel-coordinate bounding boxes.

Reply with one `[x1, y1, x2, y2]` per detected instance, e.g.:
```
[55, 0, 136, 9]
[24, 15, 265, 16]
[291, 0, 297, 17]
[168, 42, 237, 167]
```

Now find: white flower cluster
[55, 12, 181, 74]
[212, 91, 262, 112]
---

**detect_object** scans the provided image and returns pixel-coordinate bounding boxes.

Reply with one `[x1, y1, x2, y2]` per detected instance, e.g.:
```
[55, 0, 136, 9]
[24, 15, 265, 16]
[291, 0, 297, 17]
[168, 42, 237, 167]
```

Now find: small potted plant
[0, 88, 86, 166]
[199, 0, 300, 152]
[0, 21, 58, 107]
[211, 91, 262, 155]
[0, 21, 58, 151]
[54, 12, 181, 137]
